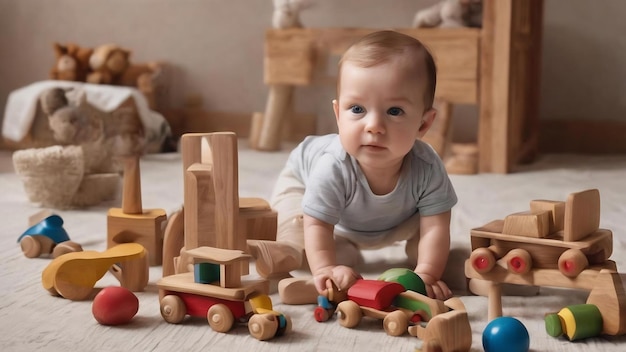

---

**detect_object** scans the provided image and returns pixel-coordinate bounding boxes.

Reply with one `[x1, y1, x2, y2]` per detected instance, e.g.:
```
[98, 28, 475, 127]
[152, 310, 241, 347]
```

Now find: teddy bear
[413, 0, 483, 28]
[86, 44, 131, 85]
[49, 43, 94, 82]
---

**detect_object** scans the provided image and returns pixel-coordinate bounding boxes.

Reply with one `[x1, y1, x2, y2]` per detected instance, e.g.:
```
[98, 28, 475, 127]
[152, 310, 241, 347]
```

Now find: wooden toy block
[585, 269, 626, 335]
[564, 189, 600, 242]
[502, 210, 550, 238]
[41, 243, 148, 300]
[409, 310, 472, 352]
[545, 304, 603, 341]
[530, 199, 565, 233]
[162, 208, 184, 277]
[107, 156, 167, 266]
[187, 247, 251, 288]
[239, 198, 277, 241]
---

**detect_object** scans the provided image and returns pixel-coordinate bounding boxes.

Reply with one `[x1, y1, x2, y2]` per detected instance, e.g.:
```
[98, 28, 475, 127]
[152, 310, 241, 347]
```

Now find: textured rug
[2, 140, 626, 351]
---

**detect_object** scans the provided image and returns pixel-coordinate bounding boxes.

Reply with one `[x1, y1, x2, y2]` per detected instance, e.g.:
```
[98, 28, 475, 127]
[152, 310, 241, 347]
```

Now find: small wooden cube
[502, 210, 550, 238]
[107, 208, 167, 266]
[530, 200, 565, 234]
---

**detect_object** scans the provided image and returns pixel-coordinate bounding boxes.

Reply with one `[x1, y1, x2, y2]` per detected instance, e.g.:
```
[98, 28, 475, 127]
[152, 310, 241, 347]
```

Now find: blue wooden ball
[482, 316, 530, 352]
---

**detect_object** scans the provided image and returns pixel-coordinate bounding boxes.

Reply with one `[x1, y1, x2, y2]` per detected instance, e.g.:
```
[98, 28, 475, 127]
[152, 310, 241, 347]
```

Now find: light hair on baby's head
[338, 30, 437, 111]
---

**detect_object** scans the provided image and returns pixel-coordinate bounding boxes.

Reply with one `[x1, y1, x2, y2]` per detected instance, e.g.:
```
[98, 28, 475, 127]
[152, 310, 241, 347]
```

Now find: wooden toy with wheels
[41, 243, 148, 300]
[157, 247, 291, 340]
[158, 133, 289, 341]
[465, 189, 625, 323]
[18, 210, 82, 258]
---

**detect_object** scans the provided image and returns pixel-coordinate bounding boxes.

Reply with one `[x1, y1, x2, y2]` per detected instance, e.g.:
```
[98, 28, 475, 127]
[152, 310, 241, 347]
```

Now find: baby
[248, 30, 457, 301]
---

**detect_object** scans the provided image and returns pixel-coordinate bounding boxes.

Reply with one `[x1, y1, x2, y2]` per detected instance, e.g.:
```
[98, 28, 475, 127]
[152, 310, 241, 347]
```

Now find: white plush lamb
[272, 0, 313, 29]
[413, 0, 483, 28]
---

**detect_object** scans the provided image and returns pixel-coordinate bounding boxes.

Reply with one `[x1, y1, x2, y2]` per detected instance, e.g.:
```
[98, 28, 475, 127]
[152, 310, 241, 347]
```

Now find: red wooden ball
[92, 286, 139, 325]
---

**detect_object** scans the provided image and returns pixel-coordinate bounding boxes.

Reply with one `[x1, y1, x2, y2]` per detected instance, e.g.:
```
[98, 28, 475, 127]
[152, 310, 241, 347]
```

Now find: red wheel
[314, 306, 330, 322]
[470, 248, 496, 273]
[558, 249, 588, 278]
[506, 249, 532, 274]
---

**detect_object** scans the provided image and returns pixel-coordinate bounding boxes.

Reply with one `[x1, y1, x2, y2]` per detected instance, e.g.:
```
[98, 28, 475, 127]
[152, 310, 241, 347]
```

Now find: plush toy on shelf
[272, 0, 313, 29]
[49, 43, 94, 82]
[87, 44, 131, 85]
[413, 0, 483, 29]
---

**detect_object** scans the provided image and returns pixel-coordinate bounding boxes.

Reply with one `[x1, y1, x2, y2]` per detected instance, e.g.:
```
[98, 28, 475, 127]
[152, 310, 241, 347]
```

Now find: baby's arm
[303, 214, 361, 294]
[414, 210, 453, 300]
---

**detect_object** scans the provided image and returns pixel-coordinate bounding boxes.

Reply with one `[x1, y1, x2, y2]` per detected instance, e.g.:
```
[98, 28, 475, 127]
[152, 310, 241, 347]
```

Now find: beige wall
[1, 0, 625, 144]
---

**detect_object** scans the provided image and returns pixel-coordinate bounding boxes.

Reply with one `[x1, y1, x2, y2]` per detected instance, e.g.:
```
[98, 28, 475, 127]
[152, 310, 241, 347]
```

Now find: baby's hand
[313, 265, 362, 294]
[416, 272, 452, 300]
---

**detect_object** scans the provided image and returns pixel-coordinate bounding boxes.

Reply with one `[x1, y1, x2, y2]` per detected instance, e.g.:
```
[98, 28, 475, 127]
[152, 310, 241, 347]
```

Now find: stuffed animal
[272, 0, 313, 29]
[49, 43, 93, 82]
[40, 88, 113, 174]
[87, 44, 131, 85]
[11, 88, 135, 208]
[413, 0, 483, 28]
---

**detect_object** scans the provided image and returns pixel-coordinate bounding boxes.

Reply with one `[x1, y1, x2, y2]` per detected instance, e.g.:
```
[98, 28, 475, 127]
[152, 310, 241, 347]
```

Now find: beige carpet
[2, 139, 626, 351]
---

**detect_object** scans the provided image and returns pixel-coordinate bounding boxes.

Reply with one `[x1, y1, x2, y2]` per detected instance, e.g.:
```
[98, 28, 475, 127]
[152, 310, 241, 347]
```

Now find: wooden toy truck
[157, 246, 290, 340]
[467, 189, 613, 279]
[465, 189, 626, 325]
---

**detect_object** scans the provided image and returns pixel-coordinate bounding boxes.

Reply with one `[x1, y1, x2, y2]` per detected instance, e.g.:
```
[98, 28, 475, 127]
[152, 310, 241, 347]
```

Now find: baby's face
[333, 59, 433, 172]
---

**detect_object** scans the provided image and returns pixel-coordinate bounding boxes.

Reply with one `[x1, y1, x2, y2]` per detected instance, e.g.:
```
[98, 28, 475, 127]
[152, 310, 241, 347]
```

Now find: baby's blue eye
[350, 105, 364, 114]
[387, 107, 404, 116]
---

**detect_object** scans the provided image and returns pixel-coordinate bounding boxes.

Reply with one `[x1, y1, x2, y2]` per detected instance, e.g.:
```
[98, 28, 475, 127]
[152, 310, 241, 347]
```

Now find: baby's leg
[248, 166, 305, 278]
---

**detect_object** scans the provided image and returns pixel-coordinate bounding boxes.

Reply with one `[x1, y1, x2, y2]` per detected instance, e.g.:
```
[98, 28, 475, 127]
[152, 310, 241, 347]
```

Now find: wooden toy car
[468, 189, 614, 278]
[18, 212, 82, 258]
[315, 277, 450, 337]
[41, 243, 149, 300]
[157, 246, 291, 341]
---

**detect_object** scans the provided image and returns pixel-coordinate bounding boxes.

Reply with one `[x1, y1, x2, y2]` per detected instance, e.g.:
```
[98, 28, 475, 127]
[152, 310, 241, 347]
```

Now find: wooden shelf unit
[252, 0, 544, 173]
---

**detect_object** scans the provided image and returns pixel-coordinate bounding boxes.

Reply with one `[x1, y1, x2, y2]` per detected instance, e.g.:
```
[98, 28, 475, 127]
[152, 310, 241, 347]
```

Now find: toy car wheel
[54, 278, 93, 301]
[248, 313, 278, 341]
[51, 241, 83, 258]
[208, 304, 235, 333]
[506, 249, 532, 274]
[470, 248, 496, 273]
[314, 306, 330, 322]
[383, 310, 409, 336]
[20, 235, 42, 258]
[160, 295, 186, 323]
[337, 300, 362, 328]
[558, 249, 588, 278]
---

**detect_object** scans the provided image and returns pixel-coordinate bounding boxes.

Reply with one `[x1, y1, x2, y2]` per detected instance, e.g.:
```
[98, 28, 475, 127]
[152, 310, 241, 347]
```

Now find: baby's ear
[332, 99, 339, 121]
[417, 108, 437, 137]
